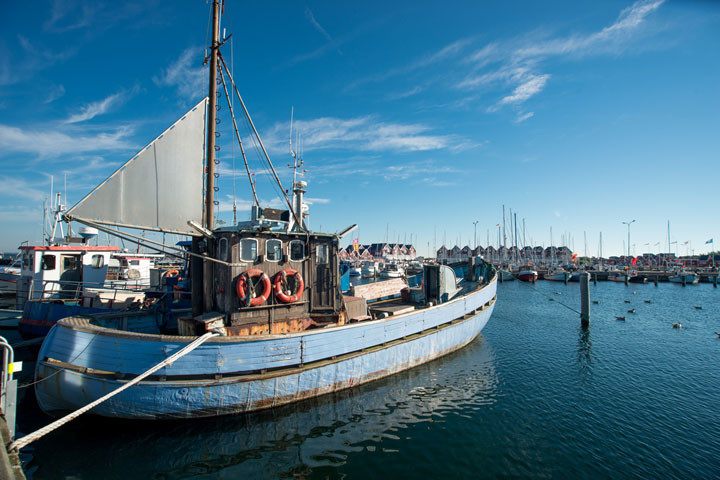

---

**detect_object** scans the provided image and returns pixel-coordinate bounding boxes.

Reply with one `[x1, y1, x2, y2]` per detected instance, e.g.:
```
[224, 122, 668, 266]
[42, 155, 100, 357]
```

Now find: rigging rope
[9, 331, 219, 452]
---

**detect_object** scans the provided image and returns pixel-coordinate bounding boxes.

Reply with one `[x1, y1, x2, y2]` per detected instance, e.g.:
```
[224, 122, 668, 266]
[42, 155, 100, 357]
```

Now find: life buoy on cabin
[273, 269, 305, 303]
[236, 269, 272, 307]
[164, 269, 180, 278]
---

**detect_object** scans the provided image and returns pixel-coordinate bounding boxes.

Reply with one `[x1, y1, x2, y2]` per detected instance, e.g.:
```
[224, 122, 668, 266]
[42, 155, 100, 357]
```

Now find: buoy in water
[627, 308, 636, 313]
[693, 306, 702, 310]
[644, 300, 652, 303]
[624, 300, 631, 303]
[592, 300, 599, 304]
[672, 322, 682, 329]
[615, 316, 626, 321]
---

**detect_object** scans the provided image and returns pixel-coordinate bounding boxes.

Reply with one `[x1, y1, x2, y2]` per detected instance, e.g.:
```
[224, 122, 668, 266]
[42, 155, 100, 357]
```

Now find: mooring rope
[9, 331, 219, 451]
[527, 284, 582, 315]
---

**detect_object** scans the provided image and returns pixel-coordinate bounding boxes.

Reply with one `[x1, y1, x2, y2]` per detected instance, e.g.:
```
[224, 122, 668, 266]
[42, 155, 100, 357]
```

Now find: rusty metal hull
[34, 278, 496, 419]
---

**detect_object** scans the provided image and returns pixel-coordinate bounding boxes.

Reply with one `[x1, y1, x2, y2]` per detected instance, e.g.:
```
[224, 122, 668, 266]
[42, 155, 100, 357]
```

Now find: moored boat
[668, 271, 700, 285]
[516, 267, 538, 283]
[543, 270, 570, 282]
[33, 0, 498, 421]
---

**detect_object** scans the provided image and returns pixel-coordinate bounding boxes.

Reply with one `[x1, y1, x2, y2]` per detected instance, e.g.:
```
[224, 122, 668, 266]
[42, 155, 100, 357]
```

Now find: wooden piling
[564, 272, 569, 284]
[580, 272, 590, 327]
[714, 275, 717, 288]
[593, 273, 597, 285]
[654, 275, 658, 286]
[624, 274, 629, 286]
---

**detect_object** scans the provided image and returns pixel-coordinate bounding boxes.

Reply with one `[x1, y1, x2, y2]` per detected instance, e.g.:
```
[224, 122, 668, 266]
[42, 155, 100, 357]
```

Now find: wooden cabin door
[311, 241, 336, 311]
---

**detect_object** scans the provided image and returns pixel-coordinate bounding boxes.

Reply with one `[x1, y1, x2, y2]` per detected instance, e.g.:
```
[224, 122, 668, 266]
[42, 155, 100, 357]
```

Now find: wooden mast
[193, 0, 221, 317]
[205, 0, 220, 229]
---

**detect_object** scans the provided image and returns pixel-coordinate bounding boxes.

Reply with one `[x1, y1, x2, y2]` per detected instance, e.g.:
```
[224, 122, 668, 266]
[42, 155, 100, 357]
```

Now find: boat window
[41, 254, 56, 271]
[91, 254, 104, 269]
[289, 240, 305, 261]
[130, 260, 140, 266]
[218, 237, 229, 261]
[316, 244, 329, 265]
[266, 239, 282, 262]
[63, 256, 80, 270]
[240, 239, 257, 261]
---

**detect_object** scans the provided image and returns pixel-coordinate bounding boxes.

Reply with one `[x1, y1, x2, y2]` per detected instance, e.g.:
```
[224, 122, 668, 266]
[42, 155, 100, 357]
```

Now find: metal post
[580, 273, 590, 327]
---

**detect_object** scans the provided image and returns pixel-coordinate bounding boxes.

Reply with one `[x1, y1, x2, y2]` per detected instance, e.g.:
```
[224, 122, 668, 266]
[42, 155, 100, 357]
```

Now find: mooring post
[593, 273, 597, 285]
[713, 275, 717, 288]
[564, 272, 569, 284]
[624, 274, 629, 286]
[654, 275, 658, 286]
[580, 272, 590, 327]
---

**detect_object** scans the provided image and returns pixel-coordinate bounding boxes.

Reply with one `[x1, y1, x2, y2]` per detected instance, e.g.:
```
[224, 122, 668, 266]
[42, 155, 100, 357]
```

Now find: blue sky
[0, 0, 718, 258]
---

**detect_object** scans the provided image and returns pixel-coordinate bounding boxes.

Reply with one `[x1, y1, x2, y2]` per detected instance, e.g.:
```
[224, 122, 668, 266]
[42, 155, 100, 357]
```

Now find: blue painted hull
[34, 277, 496, 419]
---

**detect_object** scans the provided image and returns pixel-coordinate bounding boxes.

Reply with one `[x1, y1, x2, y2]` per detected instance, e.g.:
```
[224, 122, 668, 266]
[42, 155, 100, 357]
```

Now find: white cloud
[305, 7, 334, 44]
[0, 176, 47, 202]
[261, 115, 461, 154]
[0, 124, 134, 156]
[304, 197, 330, 205]
[500, 74, 550, 105]
[456, 0, 665, 114]
[515, 112, 535, 123]
[65, 88, 136, 123]
[153, 47, 205, 99]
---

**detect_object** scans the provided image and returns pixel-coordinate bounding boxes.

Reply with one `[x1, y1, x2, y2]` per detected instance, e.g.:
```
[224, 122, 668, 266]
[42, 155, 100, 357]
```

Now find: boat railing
[26, 279, 175, 308]
[0, 336, 17, 438]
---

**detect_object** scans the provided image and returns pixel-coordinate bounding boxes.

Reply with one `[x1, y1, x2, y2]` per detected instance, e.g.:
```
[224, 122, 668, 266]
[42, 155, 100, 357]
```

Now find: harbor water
[15, 280, 720, 478]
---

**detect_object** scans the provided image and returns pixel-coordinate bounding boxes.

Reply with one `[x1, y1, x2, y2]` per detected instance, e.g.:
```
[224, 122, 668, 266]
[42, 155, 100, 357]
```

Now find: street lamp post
[622, 219, 636, 258]
[473, 221, 479, 250]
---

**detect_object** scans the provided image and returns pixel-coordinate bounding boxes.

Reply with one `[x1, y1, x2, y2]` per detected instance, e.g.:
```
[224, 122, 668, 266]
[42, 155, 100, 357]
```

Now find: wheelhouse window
[316, 244, 329, 264]
[266, 239, 282, 262]
[240, 239, 257, 261]
[289, 240, 305, 261]
[218, 238, 229, 262]
[91, 254, 104, 269]
[41, 254, 56, 271]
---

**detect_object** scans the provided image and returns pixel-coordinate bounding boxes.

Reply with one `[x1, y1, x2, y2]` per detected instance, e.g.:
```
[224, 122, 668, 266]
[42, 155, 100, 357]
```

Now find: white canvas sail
[66, 98, 208, 235]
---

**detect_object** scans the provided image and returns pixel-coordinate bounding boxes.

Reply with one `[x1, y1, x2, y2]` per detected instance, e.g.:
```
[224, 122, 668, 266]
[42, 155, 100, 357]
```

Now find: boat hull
[668, 274, 699, 285]
[35, 278, 497, 419]
[516, 271, 537, 283]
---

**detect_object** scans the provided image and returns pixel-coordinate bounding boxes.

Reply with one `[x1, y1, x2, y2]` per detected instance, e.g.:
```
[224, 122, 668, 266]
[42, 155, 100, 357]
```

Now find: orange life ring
[164, 269, 180, 278]
[236, 269, 272, 307]
[273, 268, 305, 303]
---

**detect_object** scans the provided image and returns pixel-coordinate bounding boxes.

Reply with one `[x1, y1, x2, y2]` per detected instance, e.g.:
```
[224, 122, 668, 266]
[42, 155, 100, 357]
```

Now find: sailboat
[33, 1, 498, 420]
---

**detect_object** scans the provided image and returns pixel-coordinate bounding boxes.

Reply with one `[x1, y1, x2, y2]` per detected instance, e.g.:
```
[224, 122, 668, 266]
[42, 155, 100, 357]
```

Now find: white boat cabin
[17, 245, 119, 306]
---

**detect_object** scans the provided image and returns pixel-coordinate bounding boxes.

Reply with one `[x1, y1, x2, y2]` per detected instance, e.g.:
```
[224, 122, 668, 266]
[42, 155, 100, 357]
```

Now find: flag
[706, 238, 713, 244]
[631, 257, 637, 265]
[353, 238, 359, 253]
[495, 224, 500, 227]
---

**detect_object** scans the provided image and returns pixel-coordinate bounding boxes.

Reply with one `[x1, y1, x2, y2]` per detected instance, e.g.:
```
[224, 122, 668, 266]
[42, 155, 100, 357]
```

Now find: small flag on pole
[706, 238, 713, 244]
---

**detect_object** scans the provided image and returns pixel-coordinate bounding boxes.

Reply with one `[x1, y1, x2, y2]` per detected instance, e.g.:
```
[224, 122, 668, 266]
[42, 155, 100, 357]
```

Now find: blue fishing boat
[34, 0, 497, 420]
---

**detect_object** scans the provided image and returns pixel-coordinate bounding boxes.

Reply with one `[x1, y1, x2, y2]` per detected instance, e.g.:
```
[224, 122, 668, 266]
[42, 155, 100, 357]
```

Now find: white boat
[29, 0, 498, 424]
[379, 263, 405, 278]
[543, 270, 570, 282]
[607, 271, 627, 282]
[349, 266, 362, 277]
[668, 271, 700, 285]
[361, 262, 380, 278]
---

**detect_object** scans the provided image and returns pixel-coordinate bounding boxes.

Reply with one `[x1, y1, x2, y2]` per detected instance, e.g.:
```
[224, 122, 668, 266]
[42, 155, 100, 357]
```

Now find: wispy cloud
[261, 116, 465, 154]
[44, 84, 66, 104]
[515, 112, 535, 123]
[153, 47, 205, 99]
[457, 0, 666, 112]
[499, 74, 550, 105]
[0, 124, 134, 157]
[65, 87, 137, 123]
[44, 0, 96, 33]
[346, 38, 473, 91]
[0, 176, 47, 202]
[305, 7, 334, 44]
[0, 35, 76, 86]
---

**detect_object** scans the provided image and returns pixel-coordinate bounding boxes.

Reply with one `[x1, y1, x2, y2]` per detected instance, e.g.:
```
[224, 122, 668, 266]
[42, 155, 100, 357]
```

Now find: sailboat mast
[204, 0, 220, 230]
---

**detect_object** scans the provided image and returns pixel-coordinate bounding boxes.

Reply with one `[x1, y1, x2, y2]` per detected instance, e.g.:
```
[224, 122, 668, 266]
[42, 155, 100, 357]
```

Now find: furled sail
[66, 98, 208, 235]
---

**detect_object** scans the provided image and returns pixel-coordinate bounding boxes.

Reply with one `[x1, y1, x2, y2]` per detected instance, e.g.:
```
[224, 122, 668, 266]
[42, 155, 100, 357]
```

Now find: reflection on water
[23, 339, 498, 479]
